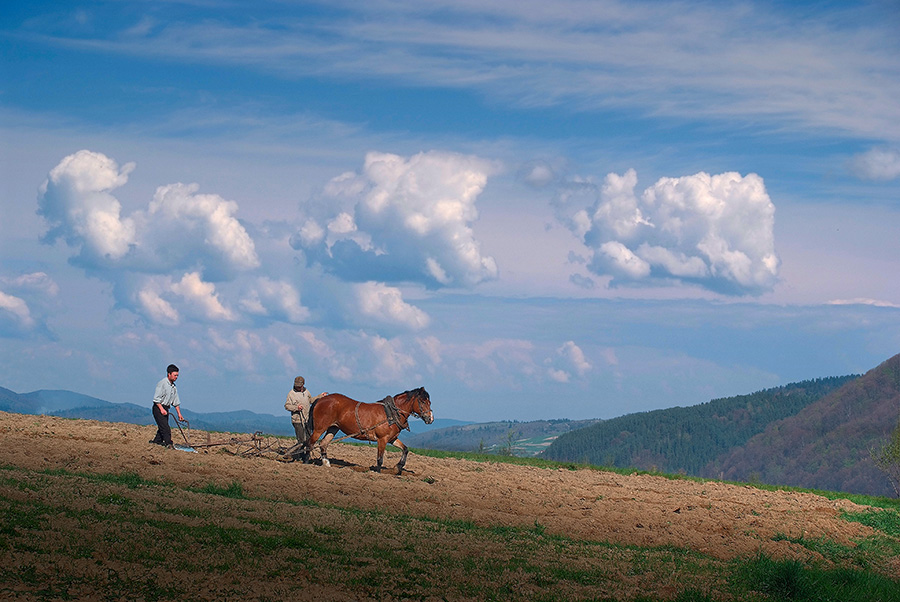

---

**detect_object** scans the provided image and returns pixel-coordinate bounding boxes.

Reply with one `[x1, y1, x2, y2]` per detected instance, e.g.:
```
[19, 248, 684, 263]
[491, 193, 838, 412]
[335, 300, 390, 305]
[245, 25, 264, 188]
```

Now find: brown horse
[304, 387, 433, 473]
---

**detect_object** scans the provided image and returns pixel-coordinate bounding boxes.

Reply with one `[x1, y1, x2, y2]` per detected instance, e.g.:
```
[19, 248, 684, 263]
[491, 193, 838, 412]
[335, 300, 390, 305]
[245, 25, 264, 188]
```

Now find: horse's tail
[305, 394, 331, 444]
[306, 398, 319, 441]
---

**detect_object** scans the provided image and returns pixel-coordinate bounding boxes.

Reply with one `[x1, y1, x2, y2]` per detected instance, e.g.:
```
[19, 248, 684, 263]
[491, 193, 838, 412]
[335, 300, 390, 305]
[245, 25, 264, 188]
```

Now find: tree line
[541, 376, 859, 475]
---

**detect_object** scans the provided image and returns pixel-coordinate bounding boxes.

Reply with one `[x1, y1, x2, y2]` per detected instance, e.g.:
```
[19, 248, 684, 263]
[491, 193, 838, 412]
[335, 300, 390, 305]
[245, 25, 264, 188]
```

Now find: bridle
[402, 389, 431, 422]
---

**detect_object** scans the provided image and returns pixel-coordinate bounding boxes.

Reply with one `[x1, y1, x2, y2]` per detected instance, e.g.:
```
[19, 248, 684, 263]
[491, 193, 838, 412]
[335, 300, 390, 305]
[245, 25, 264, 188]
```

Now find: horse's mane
[401, 386, 428, 398]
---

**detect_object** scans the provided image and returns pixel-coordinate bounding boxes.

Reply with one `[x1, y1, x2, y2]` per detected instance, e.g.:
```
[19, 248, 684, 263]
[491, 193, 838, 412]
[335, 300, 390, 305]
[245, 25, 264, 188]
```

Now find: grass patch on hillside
[734, 553, 900, 602]
[2, 463, 899, 601]
[190, 480, 246, 498]
[843, 508, 900, 537]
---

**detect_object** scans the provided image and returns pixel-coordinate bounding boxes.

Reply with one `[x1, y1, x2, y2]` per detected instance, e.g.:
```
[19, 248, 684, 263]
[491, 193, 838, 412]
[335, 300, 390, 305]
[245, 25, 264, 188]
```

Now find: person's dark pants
[151, 404, 172, 445]
[292, 420, 310, 461]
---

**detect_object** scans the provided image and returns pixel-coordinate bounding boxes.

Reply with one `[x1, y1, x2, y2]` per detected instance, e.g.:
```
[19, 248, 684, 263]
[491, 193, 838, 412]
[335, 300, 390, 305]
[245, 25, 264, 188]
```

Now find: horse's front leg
[393, 438, 409, 473]
[375, 437, 387, 472]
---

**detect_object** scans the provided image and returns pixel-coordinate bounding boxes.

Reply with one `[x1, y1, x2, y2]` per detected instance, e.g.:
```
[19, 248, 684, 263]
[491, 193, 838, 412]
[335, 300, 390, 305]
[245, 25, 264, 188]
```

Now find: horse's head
[408, 387, 433, 424]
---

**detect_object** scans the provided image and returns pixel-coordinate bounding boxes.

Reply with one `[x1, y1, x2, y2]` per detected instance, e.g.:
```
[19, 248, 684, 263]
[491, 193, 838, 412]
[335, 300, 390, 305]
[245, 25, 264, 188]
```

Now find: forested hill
[541, 375, 858, 476]
[712, 353, 900, 497]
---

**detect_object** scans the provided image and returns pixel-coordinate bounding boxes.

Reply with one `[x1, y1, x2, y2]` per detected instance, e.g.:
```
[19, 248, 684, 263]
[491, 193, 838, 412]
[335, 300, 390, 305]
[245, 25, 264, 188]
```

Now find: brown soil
[1, 411, 895, 600]
[0, 411, 878, 559]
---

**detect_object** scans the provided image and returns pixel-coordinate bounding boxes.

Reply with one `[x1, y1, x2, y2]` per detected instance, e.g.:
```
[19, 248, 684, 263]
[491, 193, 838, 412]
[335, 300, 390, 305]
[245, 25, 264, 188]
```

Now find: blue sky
[1, 0, 899, 422]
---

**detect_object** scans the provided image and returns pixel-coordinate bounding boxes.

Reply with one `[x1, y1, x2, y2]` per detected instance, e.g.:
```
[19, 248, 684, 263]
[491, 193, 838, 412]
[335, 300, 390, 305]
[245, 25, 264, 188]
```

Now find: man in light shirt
[150, 364, 185, 449]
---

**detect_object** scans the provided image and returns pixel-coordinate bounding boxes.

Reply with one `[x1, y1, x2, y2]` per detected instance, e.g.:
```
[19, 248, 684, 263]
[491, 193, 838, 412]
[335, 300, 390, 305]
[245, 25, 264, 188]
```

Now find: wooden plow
[177, 425, 299, 461]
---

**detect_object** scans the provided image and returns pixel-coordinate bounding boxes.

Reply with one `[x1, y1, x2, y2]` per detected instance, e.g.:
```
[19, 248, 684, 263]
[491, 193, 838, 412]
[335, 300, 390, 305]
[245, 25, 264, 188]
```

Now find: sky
[1, 0, 899, 423]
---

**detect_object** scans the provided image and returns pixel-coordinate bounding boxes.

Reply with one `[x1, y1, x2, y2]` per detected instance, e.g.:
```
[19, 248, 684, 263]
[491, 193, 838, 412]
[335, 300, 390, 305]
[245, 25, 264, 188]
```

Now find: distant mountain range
[0, 387, 464, 438]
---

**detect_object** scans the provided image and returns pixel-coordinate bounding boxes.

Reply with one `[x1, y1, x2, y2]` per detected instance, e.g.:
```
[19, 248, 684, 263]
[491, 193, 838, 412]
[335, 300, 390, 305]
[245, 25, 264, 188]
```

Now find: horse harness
[353, 395, 411, 439]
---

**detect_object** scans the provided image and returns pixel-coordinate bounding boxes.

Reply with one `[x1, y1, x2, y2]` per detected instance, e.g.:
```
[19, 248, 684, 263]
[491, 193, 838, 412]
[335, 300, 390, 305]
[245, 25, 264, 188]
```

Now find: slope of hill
[542, 375, 857, 474]
[0, 387, 115, 414]
[402, 418, 602, 456]
[0, 386, 33, 414]
[711, 353, 900, 497]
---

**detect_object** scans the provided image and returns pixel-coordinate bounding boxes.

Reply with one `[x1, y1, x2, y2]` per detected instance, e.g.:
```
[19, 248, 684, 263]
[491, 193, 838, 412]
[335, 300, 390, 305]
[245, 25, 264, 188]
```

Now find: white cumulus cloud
[38, 150, 260, 280]
[0, 290, 35, 331]
[134, 272, 235, 324]
[355, 282, 430, 331]
[293, 150, 499, 289]
[37, 150, 264, 325]
[240, 277, 310, 324]
[170, 272, 236, 322]
[545, 340, 592, 382]
[206, 328, 265, 372]
[38, 149, 137, 263]
[137, 287, 180, 325]
[145, 182, 260, 276]
[559, 341, 592, 376]
[557, 169, 779, 295]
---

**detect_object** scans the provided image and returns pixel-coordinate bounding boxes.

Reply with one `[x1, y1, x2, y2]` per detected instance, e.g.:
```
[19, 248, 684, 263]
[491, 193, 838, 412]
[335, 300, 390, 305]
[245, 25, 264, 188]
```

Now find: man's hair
[167, 364, 180, 375]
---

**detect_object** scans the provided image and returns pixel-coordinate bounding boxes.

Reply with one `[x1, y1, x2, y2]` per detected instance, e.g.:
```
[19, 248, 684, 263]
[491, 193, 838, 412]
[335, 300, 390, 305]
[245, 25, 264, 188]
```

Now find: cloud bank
[36, 150, 298, 326]
[33, 149, 446, 336]
[555, 169, 779, 295]
[292, 150, 498, 289]
[38, 150, 260, 279]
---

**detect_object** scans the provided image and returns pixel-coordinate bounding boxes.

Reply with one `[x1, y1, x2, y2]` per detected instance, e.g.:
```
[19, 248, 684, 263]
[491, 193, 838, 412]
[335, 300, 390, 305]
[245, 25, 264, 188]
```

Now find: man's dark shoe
[165, 443, 175, 449]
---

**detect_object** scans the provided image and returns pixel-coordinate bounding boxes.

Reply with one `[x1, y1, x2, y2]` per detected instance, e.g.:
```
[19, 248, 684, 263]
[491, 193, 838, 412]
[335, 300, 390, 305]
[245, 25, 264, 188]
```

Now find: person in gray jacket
[285, 376, 326, 461]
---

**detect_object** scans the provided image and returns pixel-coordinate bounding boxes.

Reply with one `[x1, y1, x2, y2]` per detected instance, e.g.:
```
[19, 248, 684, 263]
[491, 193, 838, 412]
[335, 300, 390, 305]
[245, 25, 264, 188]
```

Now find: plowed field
[1, 411, 897, 600]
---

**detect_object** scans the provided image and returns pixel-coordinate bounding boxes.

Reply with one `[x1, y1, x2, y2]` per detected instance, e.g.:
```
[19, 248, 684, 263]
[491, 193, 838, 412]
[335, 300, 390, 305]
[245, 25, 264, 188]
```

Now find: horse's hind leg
[303, 429, 320, 464]
[374, 438, 387, 472]
[319, 426, 339, 467]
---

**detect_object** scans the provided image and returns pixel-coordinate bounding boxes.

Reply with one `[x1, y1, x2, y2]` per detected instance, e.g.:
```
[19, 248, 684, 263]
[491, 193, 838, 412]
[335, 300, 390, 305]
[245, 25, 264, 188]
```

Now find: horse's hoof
[322, 458, 330, 467]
